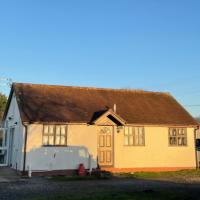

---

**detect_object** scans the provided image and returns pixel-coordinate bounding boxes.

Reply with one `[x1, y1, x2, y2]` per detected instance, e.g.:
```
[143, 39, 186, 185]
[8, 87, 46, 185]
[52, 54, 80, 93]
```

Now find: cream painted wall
[25, 124, 99, 171]
[114, 126, 196, 168]
[25, 123, 197, 171]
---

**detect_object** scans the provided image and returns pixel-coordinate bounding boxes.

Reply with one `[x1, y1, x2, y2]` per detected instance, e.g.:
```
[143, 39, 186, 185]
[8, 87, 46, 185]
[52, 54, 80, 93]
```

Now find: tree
[0, 93, 7, 120]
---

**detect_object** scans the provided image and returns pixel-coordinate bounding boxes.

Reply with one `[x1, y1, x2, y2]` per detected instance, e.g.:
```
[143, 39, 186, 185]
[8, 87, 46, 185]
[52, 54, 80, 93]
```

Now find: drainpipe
[194, 126, 199, 169]
[22, 123, 28, 173]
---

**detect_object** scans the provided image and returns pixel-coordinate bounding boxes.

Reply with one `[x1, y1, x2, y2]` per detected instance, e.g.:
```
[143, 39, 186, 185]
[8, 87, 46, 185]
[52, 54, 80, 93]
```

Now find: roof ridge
[13, 82, 171, 96]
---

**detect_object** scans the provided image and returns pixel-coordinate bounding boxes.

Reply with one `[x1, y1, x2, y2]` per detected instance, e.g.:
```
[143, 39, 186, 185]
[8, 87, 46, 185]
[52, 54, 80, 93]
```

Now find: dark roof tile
[11, 83, 198, 126]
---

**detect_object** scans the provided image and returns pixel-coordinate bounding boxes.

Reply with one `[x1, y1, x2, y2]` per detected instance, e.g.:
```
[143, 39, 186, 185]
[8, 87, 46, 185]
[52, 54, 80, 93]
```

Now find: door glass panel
[0, 149, 7, 165]
[0, 129, 7, 148]
[0, 129, 3, 147]
[4, 130, 7, 147]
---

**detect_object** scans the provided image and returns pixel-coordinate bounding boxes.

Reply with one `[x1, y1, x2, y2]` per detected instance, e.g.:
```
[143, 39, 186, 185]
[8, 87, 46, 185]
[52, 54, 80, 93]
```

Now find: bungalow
[0, 83, 199, 175]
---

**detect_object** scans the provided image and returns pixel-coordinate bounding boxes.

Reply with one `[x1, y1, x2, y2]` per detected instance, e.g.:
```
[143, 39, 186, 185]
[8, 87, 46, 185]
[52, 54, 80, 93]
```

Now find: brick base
[101, 167, 196, 173]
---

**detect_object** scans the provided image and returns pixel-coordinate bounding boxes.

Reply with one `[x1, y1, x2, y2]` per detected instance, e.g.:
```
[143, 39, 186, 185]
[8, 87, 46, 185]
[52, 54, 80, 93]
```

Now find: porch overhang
[91, 109, 126, 126]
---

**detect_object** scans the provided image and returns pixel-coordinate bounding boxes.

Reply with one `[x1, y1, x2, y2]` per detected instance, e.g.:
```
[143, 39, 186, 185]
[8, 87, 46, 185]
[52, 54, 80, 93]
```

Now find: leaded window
[124, 127, 145, 146]
[43, 125, 67, 146]
[169, 128, 187, 146]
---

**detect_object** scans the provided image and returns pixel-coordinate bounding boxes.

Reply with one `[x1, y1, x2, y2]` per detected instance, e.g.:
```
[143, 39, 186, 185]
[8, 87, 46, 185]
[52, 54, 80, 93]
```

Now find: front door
[0, 128, 8, 166]
[98, 126, 113, 167]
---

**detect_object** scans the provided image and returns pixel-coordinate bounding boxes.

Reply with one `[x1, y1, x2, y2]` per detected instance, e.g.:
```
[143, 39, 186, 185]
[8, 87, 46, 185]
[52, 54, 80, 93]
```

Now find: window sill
[42, 145, 68, 147]
[168, 145, 188, 147]
[124, 145, 145, 147]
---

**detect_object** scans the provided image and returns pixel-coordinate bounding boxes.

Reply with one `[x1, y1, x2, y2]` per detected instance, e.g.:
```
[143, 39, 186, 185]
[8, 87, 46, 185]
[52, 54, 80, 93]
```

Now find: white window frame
[124, 126, 145, 146]
[43, 125, 67, 146]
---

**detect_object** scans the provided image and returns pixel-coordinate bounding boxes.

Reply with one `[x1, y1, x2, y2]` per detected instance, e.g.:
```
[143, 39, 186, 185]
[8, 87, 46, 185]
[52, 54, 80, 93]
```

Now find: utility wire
[184, 105, 200, 107]
[0, 77, 12, 87]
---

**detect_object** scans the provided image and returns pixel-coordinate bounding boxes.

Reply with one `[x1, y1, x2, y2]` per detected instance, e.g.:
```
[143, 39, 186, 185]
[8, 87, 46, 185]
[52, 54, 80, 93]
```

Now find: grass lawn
[31, 170, 200, 200]
[50, 169, 200, 182]
[116, 169, 200, 181]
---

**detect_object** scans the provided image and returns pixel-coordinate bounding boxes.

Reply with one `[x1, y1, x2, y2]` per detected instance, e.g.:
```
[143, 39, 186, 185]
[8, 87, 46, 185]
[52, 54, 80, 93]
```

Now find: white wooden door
[98, 126, 113, 166]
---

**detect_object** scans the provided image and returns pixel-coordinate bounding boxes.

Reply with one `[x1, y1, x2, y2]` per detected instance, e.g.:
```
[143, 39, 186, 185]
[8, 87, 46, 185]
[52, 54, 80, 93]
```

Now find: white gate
[0, 128, 8, 166]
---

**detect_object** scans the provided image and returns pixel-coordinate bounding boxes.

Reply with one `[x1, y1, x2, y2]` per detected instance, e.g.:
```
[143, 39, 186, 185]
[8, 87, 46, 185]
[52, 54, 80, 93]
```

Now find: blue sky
[0, 0, 200, 116]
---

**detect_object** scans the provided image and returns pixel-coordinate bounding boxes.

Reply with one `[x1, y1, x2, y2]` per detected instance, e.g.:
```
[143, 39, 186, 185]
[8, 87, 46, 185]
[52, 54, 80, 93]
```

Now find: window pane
[178, 137, 182, 145]
[55, 136, 60, 145]
[129, 127, 133, 135]
[56, 126, 61, 135]
[135, 127, 139, 135]
[43, 136, 48, 145]
[178, 129, 183, 135]
[139, 132, 143, 145]
[135, 132, 139, 145]
[49, 136, 54, 145]
[61, 126, 66, 135]
[125, 127, 129, 135]
[49, 125, 54, 135]
[129, 136, 134, 145]
[178, 137, 187, 146]
[44, 126, 49, 134]
[169, 128, 173, 136]
[170, 137, 177, 145]
[124, 136, 129, 145]
[172, 129, 177, 136]
[138, 127, 143, 134]
[60, 136, 66, 145]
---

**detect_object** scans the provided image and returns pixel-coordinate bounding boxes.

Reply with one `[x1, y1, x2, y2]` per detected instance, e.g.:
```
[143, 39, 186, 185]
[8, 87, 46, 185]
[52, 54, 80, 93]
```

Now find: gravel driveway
[0, 176, 200, 200]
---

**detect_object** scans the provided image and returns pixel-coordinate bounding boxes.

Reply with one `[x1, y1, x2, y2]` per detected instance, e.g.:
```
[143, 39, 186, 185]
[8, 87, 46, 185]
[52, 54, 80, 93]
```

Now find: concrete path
[0, 167, 20, 182]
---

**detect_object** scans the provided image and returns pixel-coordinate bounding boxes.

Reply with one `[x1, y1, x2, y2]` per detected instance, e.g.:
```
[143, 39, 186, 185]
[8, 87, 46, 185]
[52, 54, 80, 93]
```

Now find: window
[169, 128, 187, 146]
[124, 126, 145, 146]
[43, 125, 67, 146]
